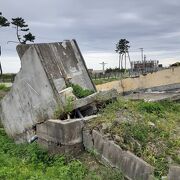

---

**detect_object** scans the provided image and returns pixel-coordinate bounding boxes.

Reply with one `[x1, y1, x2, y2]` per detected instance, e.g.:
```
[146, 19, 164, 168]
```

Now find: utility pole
[139, 48, 144, 62]
[140, 48, 145, 73]
[144, 55, 147, 73]
[99, 61, 107, 75]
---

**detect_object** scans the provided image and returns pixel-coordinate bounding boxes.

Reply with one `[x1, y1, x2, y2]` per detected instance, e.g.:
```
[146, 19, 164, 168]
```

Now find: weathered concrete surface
[37, 116, 96, 155]
[73, 89, 118, 110]
[37, 119, 84, 145]
[0, 40, 96, 142]
[82, 130, 94, 150]
[168, 166, 180, 180]
[83, 130, 154, 180]
[96, 67, 180, 94]
[38, 137, 84, 155]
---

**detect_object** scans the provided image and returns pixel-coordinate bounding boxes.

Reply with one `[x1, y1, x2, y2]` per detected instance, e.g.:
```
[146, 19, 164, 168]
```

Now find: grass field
[0, 128, 124, 180]
[87, 98, 180, 178]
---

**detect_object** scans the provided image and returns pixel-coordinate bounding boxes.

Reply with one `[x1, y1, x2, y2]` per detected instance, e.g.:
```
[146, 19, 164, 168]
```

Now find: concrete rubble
[0, 39, 119, 144]
[36, 89, 118, 154]
[0, 40, 96, 142]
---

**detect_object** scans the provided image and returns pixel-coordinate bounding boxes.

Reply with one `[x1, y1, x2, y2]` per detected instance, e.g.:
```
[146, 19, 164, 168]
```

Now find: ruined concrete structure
[0, 40, 96, 142]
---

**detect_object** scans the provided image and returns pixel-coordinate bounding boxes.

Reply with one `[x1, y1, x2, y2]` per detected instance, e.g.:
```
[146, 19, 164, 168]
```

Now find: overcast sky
[1, 0, 180, 73]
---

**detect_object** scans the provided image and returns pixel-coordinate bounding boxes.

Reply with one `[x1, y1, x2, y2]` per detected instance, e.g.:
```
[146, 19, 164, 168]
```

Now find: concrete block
[38, 137, 83, 156]
[92, 130, 105, 155]
[90, 130, 154, 180]
[102, 140, 124, 168]
[36, 122, 48, 138]
[120, 151, 154, 180]
[37, 119, 84, 145]
[168, 165, 180, 180]
[82, 130, 94, 151]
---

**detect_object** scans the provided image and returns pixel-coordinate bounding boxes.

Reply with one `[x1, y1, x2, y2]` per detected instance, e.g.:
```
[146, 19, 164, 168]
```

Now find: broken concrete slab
[73, 89, 118, 110]
[0, 40, 96, 142]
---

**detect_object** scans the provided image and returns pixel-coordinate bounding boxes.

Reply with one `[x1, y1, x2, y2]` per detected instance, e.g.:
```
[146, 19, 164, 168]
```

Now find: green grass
[0, 128, 124, 180]
[68, 83, 94, 98]
[0, 84, 11, 92]
[0, 84, 11, 101]
[87, 98, 180, 179]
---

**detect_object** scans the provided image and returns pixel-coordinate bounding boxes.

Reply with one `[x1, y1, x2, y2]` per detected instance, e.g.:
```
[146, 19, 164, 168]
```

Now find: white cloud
[1, 56, 20, 73]
[1, 0, 180, 72]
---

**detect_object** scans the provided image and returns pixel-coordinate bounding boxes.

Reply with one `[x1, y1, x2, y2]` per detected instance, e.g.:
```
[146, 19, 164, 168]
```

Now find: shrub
[68, 83, 94, 98]
[54, 97, 74, 119]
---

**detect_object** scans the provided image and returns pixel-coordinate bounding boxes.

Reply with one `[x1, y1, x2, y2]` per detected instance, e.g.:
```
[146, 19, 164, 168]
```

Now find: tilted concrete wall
[0, 40, 96, 142]
[96, 67, 180, 93]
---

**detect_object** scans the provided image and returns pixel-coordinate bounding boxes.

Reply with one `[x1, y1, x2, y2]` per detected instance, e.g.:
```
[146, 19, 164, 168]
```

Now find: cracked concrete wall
[0, 40, 96, 142]
[96, 67, 180, 93]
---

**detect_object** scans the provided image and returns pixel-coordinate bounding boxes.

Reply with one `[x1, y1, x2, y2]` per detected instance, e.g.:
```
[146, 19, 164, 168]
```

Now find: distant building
[131, 60, 159, 74]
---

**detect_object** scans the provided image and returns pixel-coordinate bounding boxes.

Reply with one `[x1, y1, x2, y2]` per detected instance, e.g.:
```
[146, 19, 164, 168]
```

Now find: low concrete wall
[37, 118, 180, 179]
[37, 119, 84, 155]
[83, 129, 154, 180]
[96, 67, 180, 93]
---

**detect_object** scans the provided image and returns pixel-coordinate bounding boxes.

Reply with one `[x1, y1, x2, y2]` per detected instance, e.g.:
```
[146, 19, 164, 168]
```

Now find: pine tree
[11, 17, 35, 44]
[0, 12, 10, 27]
[115, 39, 130, 71]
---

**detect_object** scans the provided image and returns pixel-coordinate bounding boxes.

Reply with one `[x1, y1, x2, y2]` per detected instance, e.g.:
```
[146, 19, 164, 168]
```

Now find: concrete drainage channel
[36, 117, 180, 180]
[83, 129, 154, 180]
